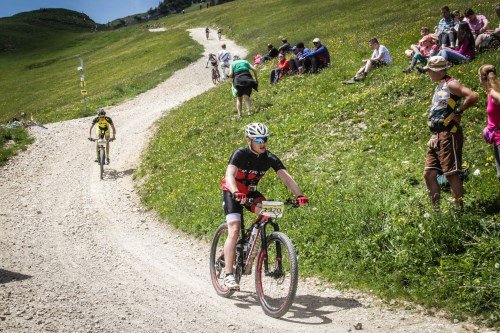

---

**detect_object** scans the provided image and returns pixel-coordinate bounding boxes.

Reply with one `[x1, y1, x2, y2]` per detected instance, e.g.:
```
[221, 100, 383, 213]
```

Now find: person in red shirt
[269, 52, 291, 84]
[221, 123, 308, 290]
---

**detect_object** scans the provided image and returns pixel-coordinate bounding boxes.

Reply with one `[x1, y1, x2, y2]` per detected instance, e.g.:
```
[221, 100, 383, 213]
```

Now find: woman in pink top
[479, 64, 500, 180]
[464, 8, 489, 36]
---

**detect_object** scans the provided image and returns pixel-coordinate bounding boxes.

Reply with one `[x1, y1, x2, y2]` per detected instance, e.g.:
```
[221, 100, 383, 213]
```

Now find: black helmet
[97, 109, 106, 116]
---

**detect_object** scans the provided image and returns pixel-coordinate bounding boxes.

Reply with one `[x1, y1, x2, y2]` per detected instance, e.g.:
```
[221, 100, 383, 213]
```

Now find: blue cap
[291, 46, 297, 51]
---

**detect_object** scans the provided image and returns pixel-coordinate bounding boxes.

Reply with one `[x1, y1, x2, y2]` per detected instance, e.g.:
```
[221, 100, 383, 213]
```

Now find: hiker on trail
[478, 64, 500, 180]
[260, 44, 279, 63]
[229, 55, 258, 120]
[342, 38, 391, 84]
[218, 44, 231, 81]
[403, 35, 439, 74]
[299, 37, 330, 74]
[278, 38, 291, 54]
[422, 56, 478, 213]
[289, 42, 311, 74]
[270, 52, 290, 84]
[436, 6, 457, 48]
[437, 22, 475, 64]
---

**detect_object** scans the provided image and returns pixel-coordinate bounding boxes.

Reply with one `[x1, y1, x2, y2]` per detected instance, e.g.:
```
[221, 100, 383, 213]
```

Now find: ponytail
[479, 64, 500, 92]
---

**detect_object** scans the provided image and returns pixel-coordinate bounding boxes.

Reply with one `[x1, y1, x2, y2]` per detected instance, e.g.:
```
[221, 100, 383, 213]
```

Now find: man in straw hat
[423, 56, 478, 213]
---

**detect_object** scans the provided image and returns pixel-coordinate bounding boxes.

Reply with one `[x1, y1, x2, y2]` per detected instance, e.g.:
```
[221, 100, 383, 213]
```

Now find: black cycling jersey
[221, 147, 286, 194]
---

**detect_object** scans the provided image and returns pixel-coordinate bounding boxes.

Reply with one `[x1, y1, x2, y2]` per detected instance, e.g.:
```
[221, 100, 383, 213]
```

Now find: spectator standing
[478, 64, 500, 180]
[342, 38, 391, 83]
[422, 56, 478, 213]
[229, 56, 258, 120]
[218, 44, 231, 81]
[270, 52, 291, 84]
[300, 38, 330, 73]
[437, 6, 457, 48]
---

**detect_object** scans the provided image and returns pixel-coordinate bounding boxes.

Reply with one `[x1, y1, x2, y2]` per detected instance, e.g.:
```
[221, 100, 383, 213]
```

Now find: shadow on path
[231, 291, 361, 325]
[0, 268, 32, 284]
[104, 168, 136, 180]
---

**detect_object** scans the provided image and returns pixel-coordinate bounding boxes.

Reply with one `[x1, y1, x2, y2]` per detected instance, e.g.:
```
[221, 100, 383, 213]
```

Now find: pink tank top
[486, 93, 500, 145]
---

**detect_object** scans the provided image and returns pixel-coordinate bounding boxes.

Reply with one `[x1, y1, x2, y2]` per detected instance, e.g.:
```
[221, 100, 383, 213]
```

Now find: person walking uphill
[478, 64, 500, 180]
[422, 56, 478, 213]
[229, 55, 258, 120]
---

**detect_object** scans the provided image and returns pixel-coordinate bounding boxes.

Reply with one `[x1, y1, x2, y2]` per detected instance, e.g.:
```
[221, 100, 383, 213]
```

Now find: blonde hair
[479, 64, 500, 92]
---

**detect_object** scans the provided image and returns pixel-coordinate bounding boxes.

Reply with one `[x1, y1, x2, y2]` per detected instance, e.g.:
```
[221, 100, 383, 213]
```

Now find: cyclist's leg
[104, 130, 111, 158]
[222, 191, 243, 275]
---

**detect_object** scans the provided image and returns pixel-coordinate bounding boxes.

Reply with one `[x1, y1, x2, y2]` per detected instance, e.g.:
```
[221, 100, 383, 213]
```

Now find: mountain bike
[210, 66, 220, 85]
[88, 136, 114, 180]
[210, 199, 299, 318]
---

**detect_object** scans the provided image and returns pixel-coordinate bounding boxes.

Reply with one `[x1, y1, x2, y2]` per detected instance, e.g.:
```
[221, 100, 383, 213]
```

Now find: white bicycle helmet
[245, 123, 269, 138]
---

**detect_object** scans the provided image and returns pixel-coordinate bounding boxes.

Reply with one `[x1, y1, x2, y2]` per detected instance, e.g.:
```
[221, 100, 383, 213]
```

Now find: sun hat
[313, 37, 320, 43]
[423, 56, 451, 71]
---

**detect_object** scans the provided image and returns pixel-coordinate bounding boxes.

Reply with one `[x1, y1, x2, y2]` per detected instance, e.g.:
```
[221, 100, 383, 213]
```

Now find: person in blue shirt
[289, 42, 311, 74]
[300, 38, 330, 73]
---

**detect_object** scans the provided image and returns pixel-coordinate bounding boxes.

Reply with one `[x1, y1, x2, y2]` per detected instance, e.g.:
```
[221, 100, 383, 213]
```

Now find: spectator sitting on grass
[278, 38, 291, 54]
[289, 42, 311, 74]
[437, 22, 475, 64]
[270, 52, 291, 84]
[476, 3, 500, 51]
[260, 44, 279, 62]
[464, 8, 489, 39]
[403, 35, 439, 74]
[299, 37, 330, 74]
[436, 6, 457, 48]
[342, 38, 392, 84]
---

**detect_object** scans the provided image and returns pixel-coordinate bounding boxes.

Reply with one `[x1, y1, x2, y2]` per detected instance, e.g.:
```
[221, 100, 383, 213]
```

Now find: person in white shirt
[218, 44, 232, 81]
[342, 38, 392, 84]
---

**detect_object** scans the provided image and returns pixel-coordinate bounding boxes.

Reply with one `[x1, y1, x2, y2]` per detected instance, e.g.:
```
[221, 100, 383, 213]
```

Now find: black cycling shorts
[222, 190, 265, 216]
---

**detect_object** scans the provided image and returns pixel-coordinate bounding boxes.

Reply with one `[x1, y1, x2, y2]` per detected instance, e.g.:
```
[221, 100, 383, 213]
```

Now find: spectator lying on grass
[342, 38, 392, 84]
[270, 52, 291, 84]
[437, 22, 475, 64]
[403, 35, 439, 74]
[299, 38, 330, 74]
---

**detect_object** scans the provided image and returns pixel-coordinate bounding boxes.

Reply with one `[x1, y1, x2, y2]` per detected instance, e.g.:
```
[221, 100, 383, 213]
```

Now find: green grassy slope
[137, 0, 500, 326]
[0, 8, 202, 124]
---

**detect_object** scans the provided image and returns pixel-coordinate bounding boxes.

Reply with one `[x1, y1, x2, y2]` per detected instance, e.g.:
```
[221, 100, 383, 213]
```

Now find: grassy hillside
[136, 0, 500, 326]
[0, 8, 202, 124]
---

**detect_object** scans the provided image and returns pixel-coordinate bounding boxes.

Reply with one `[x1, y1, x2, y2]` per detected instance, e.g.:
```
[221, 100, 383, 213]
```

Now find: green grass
[136, 0, 500, 326]
[0, 127, 34, 166]
[0, 8, 203, 124]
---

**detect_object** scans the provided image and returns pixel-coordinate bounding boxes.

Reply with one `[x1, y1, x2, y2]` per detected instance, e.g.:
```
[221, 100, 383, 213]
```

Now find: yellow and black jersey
[92, 116, 113, 130]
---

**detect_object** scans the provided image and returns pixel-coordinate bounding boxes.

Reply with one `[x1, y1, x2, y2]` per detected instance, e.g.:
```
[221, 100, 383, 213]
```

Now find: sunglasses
[251, 137, 268, 143]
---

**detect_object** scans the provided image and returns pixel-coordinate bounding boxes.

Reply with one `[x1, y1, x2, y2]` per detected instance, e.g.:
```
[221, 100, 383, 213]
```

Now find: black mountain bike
[210, 199, 299, 318]
[88, 135, 114, 180]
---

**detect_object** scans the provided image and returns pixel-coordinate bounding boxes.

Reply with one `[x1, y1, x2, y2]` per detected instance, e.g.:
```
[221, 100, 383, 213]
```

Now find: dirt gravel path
[0, 28, 489, 333]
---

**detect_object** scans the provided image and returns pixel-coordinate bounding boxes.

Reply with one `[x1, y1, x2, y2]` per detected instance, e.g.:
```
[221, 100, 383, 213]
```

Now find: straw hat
[423, 56, 451, 71]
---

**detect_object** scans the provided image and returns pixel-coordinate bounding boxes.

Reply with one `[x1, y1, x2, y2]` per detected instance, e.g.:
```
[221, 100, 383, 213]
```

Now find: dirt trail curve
[0, 29, 485, 333]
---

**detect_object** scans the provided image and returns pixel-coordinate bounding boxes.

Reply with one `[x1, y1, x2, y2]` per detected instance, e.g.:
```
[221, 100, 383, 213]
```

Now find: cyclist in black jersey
[220, 122, 308, 290]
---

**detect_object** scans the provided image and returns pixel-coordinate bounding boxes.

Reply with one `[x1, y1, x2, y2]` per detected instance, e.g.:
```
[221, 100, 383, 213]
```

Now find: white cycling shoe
[224, 274, 240, 291]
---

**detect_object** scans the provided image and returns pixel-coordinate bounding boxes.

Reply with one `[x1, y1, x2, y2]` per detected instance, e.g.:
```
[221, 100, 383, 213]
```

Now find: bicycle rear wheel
[209, 223, 236, 298]
[99, 149, 105, 180]
[255, 231, 298, 318]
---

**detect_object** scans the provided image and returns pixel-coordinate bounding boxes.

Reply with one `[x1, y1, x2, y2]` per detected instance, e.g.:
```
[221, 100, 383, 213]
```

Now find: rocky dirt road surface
[0, 28, 490, 333]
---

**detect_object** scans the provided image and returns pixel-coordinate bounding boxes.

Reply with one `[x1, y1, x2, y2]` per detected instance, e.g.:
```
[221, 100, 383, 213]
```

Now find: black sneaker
[416, 66, 427, 74]
[402, 67, 413, 74]
[94, 158, 99, 163]
[106, 158, 110, 165]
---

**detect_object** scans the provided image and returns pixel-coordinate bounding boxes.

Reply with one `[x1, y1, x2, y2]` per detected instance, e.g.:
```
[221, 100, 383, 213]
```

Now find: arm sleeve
[92, 117, 98, 125]
[268, 152, 286, 172]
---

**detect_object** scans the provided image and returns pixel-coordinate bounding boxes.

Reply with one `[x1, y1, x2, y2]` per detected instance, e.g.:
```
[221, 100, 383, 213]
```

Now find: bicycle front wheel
[99, 149, 105, 180]
[255, 231, 298, 318]
[209, 223, 236, 298]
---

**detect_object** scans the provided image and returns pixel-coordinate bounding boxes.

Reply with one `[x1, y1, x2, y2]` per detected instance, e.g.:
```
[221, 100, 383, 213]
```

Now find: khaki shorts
[424, 131, 463, 175]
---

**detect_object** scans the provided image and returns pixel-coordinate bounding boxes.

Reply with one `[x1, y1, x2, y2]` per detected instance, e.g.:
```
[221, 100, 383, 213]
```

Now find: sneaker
[94, 158, 99, 163]
[342, 78, 356, 84]
[416, 66, 427, 74]
[354, 73, 365, 81]
[224, 274, 240, 291]
[402, 67, 413, 74]
[106, 158, 110, 165]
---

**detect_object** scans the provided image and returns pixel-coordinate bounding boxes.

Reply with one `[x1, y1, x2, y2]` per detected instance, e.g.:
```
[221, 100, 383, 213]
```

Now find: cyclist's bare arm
[276, 169, 303, 197]
[89, 123, 95, 138]
[110, 124, 116, 139]
[225, 164, 240, 194]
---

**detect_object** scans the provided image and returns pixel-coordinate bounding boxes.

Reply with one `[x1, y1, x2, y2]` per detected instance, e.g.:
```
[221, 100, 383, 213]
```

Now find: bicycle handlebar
[88, 137, 115, 142]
